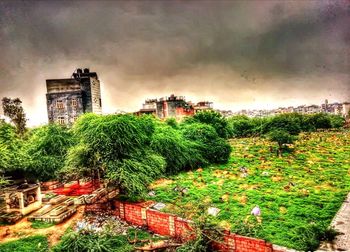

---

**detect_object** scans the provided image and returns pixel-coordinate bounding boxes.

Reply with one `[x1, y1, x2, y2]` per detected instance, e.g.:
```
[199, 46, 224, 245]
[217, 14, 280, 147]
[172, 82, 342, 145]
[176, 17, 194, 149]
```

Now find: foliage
[262, 113, 302, 135]
[149, 131, 350, 250]
[182, 123, 231, 164]
[165, 117, 178, 128]
[228, 115, 256, 138]
[151, 125, 205, 174]
[52, 229, 133, 252]
[293, 224, 339, 251]
[106, 151, 165, 195]
[228, 113, 345, 138]
[190, 110, 232, 139]
[268, 129, 296, 156]
[30, 220, 55, 229]
[2, 97, 27, 135]
[175, 202, 224, 252]
[24, 124, 73, 181]
[65, 114, 165, 195]
[0, 235, 48, 252]
[0, 121, 27, 173]
[328, 114, 345, 129]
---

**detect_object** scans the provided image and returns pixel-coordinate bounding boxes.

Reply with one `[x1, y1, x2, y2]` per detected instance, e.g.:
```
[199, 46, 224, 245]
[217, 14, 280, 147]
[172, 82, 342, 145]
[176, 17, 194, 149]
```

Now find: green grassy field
[148, 130, 350, 250]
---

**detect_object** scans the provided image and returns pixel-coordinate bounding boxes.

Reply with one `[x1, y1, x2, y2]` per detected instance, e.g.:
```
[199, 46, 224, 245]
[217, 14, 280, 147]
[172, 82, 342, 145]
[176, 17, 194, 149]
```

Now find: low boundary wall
[110, 201, 285, 252]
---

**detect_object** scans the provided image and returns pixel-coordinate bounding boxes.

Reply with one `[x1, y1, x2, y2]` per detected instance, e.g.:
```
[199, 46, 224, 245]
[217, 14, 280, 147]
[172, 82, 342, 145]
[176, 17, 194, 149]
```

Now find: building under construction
[46, 68, 102, 125]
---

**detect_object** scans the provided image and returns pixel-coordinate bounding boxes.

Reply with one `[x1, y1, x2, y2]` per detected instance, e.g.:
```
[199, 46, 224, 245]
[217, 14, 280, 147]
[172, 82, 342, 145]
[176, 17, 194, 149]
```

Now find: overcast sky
[0, 0, 349, 126]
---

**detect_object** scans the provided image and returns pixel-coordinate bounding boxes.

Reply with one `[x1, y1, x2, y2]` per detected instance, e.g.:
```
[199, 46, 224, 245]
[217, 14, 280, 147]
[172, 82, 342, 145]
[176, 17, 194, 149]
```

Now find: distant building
[135, 99, 157, 116]
[343, 102, 350, 119]
[136, 94, 213, 119]
[46, 68, 102, 125]
[194, 101, 213, 113]
[156, 94, 194, 119]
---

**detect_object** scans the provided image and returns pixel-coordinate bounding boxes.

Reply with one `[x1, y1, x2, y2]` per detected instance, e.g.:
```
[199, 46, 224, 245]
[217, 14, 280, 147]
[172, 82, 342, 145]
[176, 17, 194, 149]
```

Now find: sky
[0, 0, 349, 126]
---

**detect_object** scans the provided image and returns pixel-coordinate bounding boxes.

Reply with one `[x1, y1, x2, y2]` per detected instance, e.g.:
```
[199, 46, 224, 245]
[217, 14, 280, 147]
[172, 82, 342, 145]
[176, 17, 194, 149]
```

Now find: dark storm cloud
[0, 0, 349, 125]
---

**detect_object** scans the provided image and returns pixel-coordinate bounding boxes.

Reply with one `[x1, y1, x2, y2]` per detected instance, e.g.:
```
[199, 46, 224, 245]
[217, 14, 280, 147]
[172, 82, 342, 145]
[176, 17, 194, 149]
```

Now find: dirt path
[0, 206, 84, 246]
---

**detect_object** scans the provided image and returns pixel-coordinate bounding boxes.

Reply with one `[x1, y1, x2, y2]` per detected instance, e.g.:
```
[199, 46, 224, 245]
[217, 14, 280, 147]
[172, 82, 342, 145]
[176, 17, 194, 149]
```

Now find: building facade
[46, 68, 102, 125]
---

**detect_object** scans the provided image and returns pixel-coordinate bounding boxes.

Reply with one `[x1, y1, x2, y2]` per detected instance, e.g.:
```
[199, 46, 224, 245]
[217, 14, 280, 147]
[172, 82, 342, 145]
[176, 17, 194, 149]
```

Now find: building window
[57, 117, 65, 125]
[71, 99, 77, 108]
[99, 98, 102, 107]
[56, 100, 64, 110]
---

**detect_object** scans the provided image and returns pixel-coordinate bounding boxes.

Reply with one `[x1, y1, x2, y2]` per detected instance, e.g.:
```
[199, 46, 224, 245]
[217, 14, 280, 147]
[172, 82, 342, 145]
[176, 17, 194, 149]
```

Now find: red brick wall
[124, 203, 144, 226]
[112, 201, 283, 252]
[174, 218, 193, 241]
[146, 210, 171, 236]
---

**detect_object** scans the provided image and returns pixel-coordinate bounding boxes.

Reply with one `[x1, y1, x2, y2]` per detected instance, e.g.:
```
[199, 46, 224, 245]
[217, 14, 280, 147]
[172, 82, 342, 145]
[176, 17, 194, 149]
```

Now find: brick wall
[112, 201, 284, 252]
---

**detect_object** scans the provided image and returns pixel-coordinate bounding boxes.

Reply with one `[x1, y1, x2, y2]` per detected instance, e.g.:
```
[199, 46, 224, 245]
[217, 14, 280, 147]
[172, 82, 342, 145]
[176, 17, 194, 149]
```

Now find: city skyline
[0, 0, 349, 126]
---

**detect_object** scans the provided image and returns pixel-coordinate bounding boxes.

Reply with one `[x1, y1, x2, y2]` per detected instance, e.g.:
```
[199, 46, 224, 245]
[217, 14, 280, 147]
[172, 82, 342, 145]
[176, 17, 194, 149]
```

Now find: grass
[0, 235, 48, 252]
[31, 220, 55, 229]
[147, 130, 350, 250]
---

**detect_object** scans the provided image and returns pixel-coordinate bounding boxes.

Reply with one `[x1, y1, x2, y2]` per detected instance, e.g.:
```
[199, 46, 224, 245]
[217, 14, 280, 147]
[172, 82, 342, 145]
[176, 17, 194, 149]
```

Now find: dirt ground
[0, 206, 84, 246]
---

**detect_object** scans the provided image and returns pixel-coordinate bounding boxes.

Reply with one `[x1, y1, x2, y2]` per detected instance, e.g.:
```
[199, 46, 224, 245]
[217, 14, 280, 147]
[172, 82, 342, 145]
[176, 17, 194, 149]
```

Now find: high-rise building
[46, 68, 102, 125]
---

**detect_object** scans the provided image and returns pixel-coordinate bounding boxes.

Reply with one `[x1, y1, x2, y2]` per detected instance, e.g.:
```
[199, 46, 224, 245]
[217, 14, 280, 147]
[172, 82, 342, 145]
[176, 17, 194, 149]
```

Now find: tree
[65, 114, 165, 195]
[25, 124, 73, 181]
[262, 113, 302, 135]
[0, 121, 26, 172]
[2, 97, 27, 135]
[268, 129, 296, 157]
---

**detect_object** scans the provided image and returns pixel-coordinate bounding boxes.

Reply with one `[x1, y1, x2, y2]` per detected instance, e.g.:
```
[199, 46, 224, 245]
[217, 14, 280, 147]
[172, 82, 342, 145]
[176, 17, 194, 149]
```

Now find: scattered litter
[152, 202, 166, 211]
[208, 207, 220, 216]
[261, 171, 270, 176]
[148, 191, 156, 197]
[251, 205, 261, 216]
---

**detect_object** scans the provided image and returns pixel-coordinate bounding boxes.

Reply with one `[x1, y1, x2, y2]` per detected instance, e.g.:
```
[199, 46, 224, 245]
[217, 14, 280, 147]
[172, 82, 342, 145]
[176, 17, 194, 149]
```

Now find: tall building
[46, 68, 102, 125]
